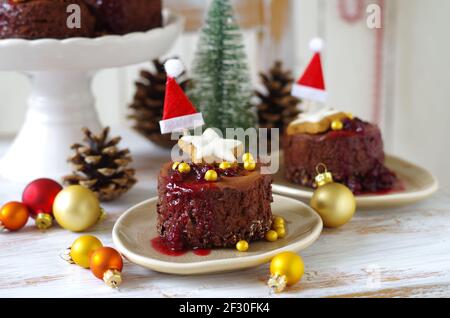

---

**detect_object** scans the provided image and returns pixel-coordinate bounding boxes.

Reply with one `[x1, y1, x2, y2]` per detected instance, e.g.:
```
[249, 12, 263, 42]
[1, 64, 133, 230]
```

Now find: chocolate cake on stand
[0, 10, 183, 182]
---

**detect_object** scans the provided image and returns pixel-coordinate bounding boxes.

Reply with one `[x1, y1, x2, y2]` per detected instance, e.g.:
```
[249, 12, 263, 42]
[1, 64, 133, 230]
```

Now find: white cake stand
[0, 12, 183, 182]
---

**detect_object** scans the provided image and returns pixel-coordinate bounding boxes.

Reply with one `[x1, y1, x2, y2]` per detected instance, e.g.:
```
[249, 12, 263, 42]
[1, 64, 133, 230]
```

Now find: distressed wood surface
[0, 128, 449, 298]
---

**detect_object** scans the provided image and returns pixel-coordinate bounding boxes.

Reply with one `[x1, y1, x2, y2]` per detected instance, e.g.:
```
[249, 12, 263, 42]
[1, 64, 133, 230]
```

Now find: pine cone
[128, 59, 190, 148]
[63, 127, 137, 202]
[256, 61, 301, 140]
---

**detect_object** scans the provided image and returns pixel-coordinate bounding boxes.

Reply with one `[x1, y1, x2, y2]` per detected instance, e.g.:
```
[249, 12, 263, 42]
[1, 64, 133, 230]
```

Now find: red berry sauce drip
[150, 237, 211, 257]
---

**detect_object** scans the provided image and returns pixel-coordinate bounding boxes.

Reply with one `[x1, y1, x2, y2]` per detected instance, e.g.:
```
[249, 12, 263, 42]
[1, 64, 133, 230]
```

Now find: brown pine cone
[63, 127, 137, 202]
[256, 61, 301, 141]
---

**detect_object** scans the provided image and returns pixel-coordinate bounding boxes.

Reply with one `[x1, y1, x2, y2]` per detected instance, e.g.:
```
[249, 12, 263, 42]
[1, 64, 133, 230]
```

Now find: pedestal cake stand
[0, 12, 183, 182]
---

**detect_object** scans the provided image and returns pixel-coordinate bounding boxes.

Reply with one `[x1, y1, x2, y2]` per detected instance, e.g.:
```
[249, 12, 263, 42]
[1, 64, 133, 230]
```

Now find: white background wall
[0, 0, 448, 187]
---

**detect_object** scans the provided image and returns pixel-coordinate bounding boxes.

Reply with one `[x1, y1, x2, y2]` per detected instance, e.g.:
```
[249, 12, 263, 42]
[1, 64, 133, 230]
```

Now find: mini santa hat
[291, 37, 327, 103]
[159, 59, 204, 134]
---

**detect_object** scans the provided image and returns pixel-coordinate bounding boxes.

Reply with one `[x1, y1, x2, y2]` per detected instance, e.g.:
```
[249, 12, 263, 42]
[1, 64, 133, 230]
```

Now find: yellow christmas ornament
[64, 235, 103, 268]
[268, 252, 304, 293]
[310, 164, 356, 228]
[53, 185, 104, 232]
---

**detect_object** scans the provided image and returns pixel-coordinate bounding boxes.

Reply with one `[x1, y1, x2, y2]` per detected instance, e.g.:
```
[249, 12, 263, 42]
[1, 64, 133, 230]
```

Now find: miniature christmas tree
[188, 0, 256, 133]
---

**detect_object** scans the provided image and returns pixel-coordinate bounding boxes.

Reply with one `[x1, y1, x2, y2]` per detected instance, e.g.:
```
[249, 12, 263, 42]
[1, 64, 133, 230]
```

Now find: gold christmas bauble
[53, 185, 102, 232]
[311, 182, 356, 228]
[70, 235, 103, 268]
[268, 252, 304, 292]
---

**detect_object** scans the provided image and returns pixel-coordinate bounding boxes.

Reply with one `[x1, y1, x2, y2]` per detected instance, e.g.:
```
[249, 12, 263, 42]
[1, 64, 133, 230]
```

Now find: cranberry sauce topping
[327, 118, 366, 138]
[168, 162, 248, 184]
[342, 162, 398, 194]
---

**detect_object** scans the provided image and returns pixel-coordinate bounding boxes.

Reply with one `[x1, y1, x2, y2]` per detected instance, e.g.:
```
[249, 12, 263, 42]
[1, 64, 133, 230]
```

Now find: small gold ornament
[273, 216, 285, 229]
[53, 185, 103, 232]
[67, 235, 103, 268]
[242, 152, 254, 162]
[268, 252, 304, 293]
[172, 162, 180, 170]
[219, 162, 232, 170]
[275, 227, 286, 239]
[236, 240, 249, 252]
[204, 170, 218, 182]
[346, 112, 354, 119]
[310, 164, 356, 228]
[331, 119, 343, 131]
[178, 162, 191, 174]
[244, 161, 256, 171]
[265, 230, 278, 242]
[35, 213, 53, 230]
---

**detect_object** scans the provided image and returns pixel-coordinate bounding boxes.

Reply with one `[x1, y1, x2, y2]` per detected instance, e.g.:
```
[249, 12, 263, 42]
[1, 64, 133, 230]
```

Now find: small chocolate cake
[284, 117, 397, 194]
[157, 162, 273, 251]
[0, 0, 96, 39]
[0, 0, 162, 39]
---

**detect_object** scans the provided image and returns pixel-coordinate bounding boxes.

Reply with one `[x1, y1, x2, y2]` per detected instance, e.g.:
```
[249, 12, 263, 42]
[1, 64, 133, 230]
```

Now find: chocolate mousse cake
[157, 161, 273, 251]
[0, 0, 162, 39]
[283, 108, 397, 194]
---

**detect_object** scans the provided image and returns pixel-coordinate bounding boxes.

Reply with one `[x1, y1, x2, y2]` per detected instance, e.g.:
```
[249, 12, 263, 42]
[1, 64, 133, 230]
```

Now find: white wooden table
[1, 127, 449, 298]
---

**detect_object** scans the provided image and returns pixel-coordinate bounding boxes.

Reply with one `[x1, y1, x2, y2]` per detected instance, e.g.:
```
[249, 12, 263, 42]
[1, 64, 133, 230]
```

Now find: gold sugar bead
[219, 162, 232, 170]
[178, 163, 191, 174]
[204, 169, 218, 182]
[276, 227, 286, 239]
[244, 161, 256, 171]
[242, 152, 254, 162]
[236, 240, 249, 252]
[265, 230, 278, 242]
[172, 162, 180, 170]
[331, 119, 343, 131]
[273, 216, 285, 229]
[346, 112, 354, 119]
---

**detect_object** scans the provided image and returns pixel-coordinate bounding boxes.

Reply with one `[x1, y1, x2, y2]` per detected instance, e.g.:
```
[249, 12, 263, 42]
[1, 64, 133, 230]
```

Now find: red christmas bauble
[22, 178, 63, 218]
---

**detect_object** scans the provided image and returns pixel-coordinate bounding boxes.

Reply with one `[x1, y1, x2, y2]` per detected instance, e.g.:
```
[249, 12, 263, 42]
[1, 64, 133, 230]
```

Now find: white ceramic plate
[112, 195, 322, 275]
[272, 154, 439, 209]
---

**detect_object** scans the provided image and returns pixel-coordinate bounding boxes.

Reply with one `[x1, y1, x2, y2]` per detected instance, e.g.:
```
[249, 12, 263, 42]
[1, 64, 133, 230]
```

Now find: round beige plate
[112, 195, 322, 275]
[273, 154, 439, 209]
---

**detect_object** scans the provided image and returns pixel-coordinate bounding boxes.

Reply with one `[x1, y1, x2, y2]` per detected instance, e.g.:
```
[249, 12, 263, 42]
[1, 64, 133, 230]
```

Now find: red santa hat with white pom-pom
[159, 59, 204, 134]
[291, 37, 327, 103]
